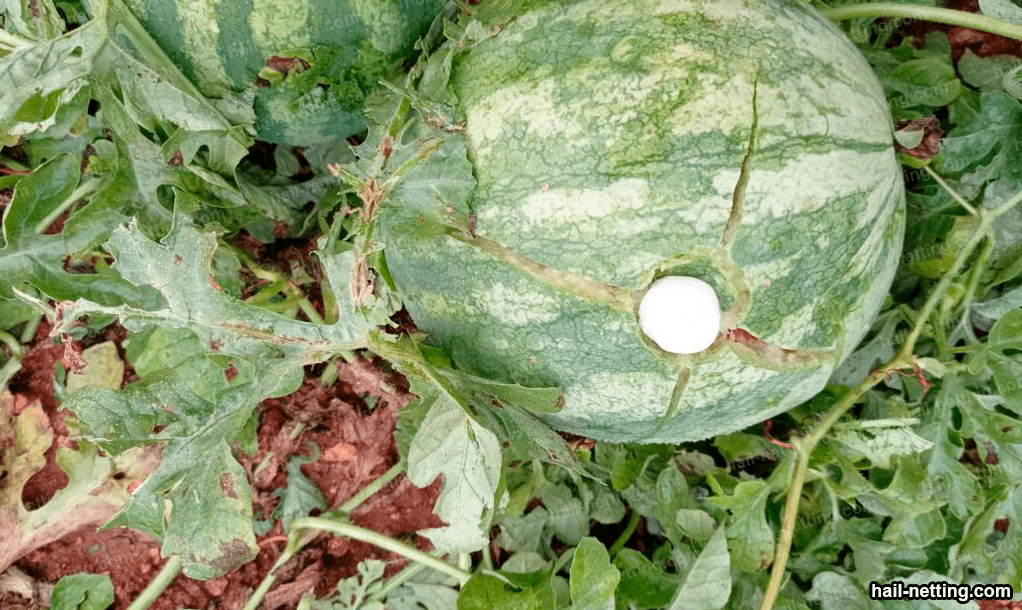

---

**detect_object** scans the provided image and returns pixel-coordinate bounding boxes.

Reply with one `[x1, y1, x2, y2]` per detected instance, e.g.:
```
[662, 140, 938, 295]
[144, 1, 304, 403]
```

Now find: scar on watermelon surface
[655, 327, 834, 434]
[254, 55, 311, 87]
[724, 326, 834, 371]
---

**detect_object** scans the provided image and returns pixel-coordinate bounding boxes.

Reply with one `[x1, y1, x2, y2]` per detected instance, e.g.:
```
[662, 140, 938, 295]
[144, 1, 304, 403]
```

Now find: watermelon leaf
[666, 526, 731, 610]
[406, 385, 502, 553]
[50, 573, 116, 610]
[269, 449, 328, 534]
[63, 373, 263, 579]
[0, 153, 159, 306]
[705, 480, 774, 574]
[0, 389, 155, 575]
[568, 537, 621, 610]
[936, 92, 1022, 200]
[57, 218, 370, 368]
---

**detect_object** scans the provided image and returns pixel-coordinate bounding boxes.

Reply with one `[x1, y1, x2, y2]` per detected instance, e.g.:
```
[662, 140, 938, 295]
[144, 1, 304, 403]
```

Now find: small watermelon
[121, 0, 445, 144]
[379, 0, 906, 443]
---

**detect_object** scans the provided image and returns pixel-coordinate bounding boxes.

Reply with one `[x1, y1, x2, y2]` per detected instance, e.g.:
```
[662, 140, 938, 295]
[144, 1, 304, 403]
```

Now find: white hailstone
[638, 276, 721, 354]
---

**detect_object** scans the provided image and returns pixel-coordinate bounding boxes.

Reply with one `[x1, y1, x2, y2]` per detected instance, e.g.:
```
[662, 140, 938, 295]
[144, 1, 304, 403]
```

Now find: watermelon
[120, 0, 445, 145]
[378, 0, 906, 443]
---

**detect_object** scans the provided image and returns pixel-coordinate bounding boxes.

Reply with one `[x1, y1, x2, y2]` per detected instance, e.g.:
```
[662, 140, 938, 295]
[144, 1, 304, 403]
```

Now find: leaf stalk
[124, 555, 182, 610]
[0, 28, 33, 51]
[241, 461, 406, 610]
[821, 3, 1022, 40]
[291, 518, 471, 584]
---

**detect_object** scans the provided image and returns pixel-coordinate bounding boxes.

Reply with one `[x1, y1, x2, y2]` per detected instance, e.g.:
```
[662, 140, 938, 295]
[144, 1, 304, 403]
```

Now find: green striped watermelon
[121, 0, 444, 144]
[379, 0, 905, 443]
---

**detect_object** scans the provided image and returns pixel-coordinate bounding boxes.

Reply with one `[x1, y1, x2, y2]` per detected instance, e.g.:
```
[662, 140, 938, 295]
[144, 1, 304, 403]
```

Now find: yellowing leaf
[0, 389, 156, 574]
[65, 341, 124, 392]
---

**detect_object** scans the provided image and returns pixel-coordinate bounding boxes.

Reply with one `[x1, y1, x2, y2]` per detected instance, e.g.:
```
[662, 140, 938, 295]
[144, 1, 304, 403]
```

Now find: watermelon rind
[120, 0, 445, 144]
[379, 0, 906, 443]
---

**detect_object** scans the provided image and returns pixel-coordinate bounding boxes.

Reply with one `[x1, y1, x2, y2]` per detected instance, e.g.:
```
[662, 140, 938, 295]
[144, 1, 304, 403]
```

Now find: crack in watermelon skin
[720, 75, 759, 254]
[382, 0, 905, 443]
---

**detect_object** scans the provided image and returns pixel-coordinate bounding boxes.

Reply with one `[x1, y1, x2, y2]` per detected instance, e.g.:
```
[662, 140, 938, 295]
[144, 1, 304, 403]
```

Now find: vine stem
[924, 167, 977, 217]
[291, 518, 472, 584]
[820, 3, 1022, 40]
[34, 177, 105, 234]
[607, 511, 640, 559]
[0, 28, 33, 52]
[241, 460, 406, 610]
[124, 556, 182, 610]
[758, 186, 1022, 610]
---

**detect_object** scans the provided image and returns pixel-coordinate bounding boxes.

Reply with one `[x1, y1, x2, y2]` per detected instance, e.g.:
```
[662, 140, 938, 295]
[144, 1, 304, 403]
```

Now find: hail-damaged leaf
[830, 422, 933, 469]
[917, 377, 983, 520]
[58, 218, 370, 373]
[0, 389, 156, 574]
[854, 456, 943, 521]
[0, 153, 153, 306]
[0, 21, 98, 144]
[0, 0, 65, 41]
[406, 389, 502, 553]
[65, 341, 125, 392]
[374, 123, 475, 244]
[65, 372, 267, 578]
[159, 444, 258, 579]
[126, 326, 249, 404]
[973, 310, 1022, 413]
[0, 154, 79, 295]
[339, 89, 475, 247]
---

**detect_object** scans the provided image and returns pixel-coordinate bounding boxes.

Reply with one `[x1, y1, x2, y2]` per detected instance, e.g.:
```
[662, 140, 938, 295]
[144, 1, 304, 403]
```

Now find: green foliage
[118, 0, 445, 144]
[50, 573, 115, 610]
[300, 559, 387, 610]
[5, 2, 1022, 610]
[271, 449, 329, 533]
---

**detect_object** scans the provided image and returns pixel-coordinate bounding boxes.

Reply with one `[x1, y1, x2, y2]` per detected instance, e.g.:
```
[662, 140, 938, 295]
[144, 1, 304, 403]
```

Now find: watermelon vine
[3, 0, 1022, 608]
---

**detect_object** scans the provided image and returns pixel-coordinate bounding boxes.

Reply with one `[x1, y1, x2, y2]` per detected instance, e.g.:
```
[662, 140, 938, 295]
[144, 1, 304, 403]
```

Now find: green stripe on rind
[309, 0, 363, 48]
[215, 0, 259, 91]
[352, 0, 411, 55]
[120, 0, 195, 91]
[382, 0, 905, 443]
[451, 0, 895, 292]
[174, 0, 233, 96]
